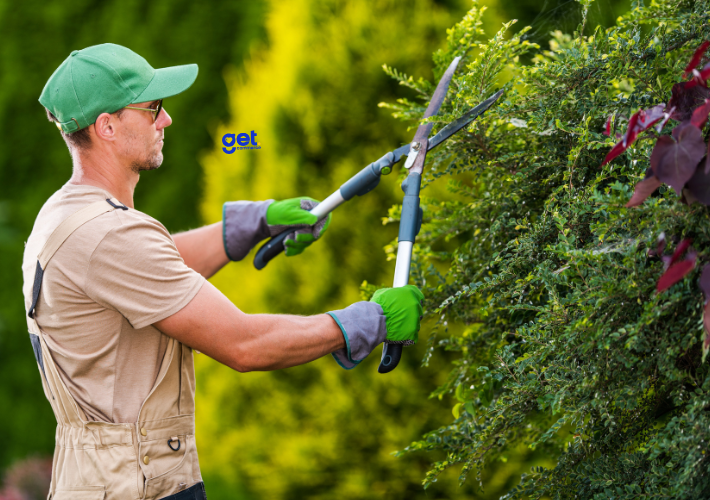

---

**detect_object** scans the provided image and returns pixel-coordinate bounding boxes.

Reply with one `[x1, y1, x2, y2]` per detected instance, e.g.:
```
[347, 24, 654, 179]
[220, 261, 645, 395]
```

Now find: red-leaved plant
[607, 42, 710, 205]
[601, 42, 710, 361]
[650, 236, 697, 293]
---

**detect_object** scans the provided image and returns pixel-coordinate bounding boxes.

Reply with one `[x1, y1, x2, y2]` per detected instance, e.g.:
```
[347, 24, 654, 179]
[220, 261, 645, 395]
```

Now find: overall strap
[28, 198, 128, 320]
[27, 197, 128, 425]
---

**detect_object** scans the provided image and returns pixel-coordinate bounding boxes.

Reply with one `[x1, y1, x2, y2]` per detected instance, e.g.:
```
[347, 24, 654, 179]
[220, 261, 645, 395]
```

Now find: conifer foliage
[382, 0, 710, 497]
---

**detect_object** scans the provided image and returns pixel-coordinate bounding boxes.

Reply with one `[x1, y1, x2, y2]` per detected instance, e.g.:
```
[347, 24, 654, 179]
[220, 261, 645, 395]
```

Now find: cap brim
[132, 64, 198, 103]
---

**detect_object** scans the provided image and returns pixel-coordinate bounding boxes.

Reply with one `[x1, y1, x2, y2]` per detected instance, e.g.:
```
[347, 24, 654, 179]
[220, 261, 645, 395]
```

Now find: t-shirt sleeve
[85, 215, 205, 330]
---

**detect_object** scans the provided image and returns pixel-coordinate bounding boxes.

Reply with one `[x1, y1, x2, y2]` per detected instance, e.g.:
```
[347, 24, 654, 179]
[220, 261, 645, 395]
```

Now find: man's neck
[68, 150, 139, 209]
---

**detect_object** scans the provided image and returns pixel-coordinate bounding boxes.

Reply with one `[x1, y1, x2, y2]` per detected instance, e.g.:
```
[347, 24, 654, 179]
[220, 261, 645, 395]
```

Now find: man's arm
[172, 222, 228, 279]
[154, 281, 345, 372]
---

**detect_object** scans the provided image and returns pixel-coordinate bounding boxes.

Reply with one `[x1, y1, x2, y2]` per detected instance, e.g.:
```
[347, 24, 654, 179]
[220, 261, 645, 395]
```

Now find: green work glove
[370, 284, 424, 345]
[327, 284, 424, 369]
[266, 197, 331, 256]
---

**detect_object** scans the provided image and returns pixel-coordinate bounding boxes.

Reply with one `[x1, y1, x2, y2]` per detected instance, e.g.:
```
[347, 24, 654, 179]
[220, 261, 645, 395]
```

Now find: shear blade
[427, 89, 504, 151]
[410, 56, 462, 143]
[393, 89, 504, 163]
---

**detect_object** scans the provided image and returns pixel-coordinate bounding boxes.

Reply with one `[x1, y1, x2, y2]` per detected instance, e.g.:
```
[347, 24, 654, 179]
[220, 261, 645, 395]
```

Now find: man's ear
[93, 112, 117, 142]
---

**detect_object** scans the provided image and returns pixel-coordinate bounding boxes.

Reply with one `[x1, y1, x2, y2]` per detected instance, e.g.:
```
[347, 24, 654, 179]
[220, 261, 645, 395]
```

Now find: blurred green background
[0, 0, 627, 498]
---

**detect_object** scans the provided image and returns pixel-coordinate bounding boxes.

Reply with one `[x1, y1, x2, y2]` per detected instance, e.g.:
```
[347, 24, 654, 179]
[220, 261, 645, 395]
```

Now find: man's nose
[156, 108, 172, 129]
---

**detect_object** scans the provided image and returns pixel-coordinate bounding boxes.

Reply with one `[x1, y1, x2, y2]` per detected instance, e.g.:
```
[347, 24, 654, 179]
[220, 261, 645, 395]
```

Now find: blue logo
[222, 131, 261, 153]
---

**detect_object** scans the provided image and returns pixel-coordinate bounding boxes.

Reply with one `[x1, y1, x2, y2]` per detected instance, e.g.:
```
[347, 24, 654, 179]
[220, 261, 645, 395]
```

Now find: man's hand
[326, 285, 424, 369]
[173, 197, 332, 279]
[266, 197, 331, 256]
[370, 284, 424, 345]
[219, 197, 331, 263]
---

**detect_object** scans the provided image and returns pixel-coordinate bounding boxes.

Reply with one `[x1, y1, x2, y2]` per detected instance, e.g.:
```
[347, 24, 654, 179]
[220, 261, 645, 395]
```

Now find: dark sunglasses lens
[154, 100, 163, 122]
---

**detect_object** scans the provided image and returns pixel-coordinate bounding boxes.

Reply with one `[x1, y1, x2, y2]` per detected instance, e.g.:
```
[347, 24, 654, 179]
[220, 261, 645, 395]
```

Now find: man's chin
[131, 153, 163, 173]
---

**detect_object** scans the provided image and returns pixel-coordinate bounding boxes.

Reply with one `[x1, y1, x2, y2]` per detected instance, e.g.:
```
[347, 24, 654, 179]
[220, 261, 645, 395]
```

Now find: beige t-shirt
[22, 183, 205, 423]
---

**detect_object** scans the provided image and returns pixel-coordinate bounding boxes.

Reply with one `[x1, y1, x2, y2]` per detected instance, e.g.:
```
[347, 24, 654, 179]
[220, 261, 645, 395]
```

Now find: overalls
[27, 199, 203, 500]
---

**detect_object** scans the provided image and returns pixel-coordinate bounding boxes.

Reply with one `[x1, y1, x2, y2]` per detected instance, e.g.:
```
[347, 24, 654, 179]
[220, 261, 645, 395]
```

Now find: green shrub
[382, 0, 710, 497]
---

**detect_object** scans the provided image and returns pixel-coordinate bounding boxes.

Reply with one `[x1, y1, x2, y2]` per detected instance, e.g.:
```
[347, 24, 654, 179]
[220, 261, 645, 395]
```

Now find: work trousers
[160, 482, 207, 499]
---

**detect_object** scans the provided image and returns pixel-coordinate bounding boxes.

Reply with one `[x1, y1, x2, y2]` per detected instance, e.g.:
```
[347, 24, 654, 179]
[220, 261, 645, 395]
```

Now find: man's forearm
[172, 222, 229, 278]
[231, 313, 345, 371]
[155, 282, 346, 372]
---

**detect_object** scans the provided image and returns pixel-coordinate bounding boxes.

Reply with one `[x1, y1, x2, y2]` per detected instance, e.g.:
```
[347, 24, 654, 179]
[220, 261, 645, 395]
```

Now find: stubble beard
[123, 126, 164, 174]
[130, 150, 163, 173]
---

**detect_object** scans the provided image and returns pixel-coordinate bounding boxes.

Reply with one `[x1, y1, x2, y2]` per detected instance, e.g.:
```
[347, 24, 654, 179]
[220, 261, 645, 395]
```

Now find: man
[23, 44, 423, 500]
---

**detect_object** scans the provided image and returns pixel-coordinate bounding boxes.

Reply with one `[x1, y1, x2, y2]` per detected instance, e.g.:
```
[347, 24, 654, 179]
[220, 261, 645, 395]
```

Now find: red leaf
[685, 58, 710, 88]
[624, 111, 640, 147]
[684, 41, 710, 77]
[685, 157, 710, 203]
[647, 232, 666, 258]
[699, 263, 710, 300]
[650, 122, 706, 194]
[602, 140, 628, 166]
[703, 301, 710, 363]
[670, 238, 692, 266]
[604, 115, 612, 136]
[690, 99, 710, 128]
[657, 253, 696, 292]
[669, 83, 710, 121]
[637, 104, 665, 131]
[655, 232, 667, 257]
[701, 63, 710, 82]
[685, 79, 702, 90]
[661, 255, 672, 269]
[660, 238, 691, 270]
[686, 64, 710, 89]
[601, 106, 664, 166]
[656, 232, 667, 256]
[626, 175, 662, 207]
[602, 111, 641, 167]
[655, 108, 674, 133]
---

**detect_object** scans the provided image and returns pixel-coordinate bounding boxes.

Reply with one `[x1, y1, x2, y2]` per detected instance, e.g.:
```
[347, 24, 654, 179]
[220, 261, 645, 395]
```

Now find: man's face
[116, 100, 172, 173]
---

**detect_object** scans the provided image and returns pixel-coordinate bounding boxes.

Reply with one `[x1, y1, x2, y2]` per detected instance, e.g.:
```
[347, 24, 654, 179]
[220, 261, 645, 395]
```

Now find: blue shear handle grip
[378, 343, 402, 373]
[253, 230, 291, 270]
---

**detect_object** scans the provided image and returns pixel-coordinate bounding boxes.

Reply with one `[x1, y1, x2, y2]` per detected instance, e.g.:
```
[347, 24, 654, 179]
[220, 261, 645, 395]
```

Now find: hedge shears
[254, 56, 503, 373]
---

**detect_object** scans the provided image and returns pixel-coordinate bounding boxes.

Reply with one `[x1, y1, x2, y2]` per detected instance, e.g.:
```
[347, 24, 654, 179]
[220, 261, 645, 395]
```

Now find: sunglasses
[124, 99, 163, 122]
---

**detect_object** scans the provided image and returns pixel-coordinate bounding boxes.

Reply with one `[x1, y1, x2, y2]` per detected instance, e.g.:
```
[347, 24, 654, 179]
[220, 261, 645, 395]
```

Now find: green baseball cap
[40, 43, 198, 133]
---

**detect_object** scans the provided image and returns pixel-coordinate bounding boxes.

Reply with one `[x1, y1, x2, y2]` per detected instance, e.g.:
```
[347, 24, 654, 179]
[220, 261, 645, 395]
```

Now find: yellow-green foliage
[201, 0, 465, 314]
[196, 0, 543, 498]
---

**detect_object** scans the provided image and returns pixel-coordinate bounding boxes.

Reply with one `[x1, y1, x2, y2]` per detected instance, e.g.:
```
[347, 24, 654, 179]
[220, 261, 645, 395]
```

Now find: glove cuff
[223, 200, 273, 261]
[327, 302, 387, 370]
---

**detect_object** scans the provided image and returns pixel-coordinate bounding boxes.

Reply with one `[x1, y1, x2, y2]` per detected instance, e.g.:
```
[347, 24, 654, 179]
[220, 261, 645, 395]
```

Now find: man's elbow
[231, 361, 253, 373]
[225, 346, 280, 373]
[226, 345, 257, 373]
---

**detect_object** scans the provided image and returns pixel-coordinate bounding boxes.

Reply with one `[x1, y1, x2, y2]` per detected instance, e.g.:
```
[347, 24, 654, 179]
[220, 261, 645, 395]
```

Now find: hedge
[381, 0, 710, 497]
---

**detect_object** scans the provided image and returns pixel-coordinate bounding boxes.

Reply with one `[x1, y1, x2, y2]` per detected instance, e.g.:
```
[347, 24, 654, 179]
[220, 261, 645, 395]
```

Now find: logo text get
[222, 131, 260, 153]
